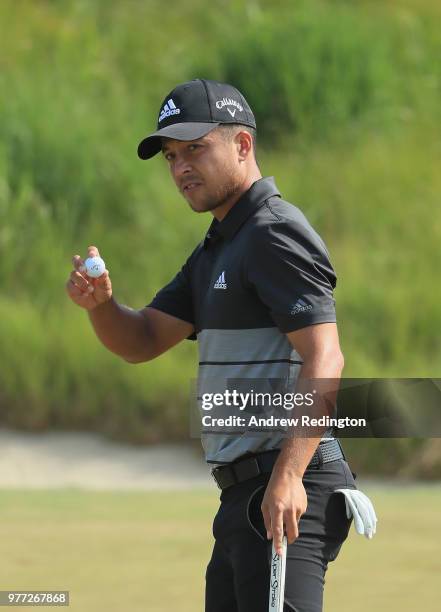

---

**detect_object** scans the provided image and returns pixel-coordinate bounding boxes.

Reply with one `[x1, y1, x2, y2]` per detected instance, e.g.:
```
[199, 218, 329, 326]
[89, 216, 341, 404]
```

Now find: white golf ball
[84, 256, 106, 278]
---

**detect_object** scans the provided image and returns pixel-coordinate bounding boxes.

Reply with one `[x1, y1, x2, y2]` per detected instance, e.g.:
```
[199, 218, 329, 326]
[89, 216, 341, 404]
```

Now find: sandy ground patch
[2, 429, 434, 492]
[0, 428, 212, 490]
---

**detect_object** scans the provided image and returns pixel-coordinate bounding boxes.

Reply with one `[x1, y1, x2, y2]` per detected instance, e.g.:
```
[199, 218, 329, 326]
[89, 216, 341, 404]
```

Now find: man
[66, 79, 357, 611]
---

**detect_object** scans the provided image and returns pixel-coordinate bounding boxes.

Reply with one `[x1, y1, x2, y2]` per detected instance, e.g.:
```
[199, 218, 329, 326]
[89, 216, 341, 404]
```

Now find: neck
[212, 170, 262, 221]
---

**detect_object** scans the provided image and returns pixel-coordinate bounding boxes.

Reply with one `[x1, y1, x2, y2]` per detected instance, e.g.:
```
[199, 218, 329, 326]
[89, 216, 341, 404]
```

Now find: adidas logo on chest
[213, 271, 227, 290]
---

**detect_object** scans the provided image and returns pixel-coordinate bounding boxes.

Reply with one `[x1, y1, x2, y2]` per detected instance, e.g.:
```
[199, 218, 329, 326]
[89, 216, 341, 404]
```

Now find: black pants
[205, 459, 356, 612]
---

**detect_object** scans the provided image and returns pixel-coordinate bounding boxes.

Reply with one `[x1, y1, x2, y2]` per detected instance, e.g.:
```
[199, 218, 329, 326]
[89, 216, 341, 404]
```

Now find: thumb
[94, 269, 110, 285]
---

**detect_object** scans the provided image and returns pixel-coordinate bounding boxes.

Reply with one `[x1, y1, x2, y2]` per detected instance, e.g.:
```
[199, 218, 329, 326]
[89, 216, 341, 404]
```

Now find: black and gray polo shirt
[148, 177, 337, 464]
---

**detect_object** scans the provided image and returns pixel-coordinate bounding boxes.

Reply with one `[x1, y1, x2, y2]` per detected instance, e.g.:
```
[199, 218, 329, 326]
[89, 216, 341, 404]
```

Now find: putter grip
[268, 535, 287, 611]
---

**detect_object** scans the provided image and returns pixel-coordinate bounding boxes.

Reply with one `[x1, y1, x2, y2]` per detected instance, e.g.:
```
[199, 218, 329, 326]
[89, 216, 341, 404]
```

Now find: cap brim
[137, 122, 220, 160]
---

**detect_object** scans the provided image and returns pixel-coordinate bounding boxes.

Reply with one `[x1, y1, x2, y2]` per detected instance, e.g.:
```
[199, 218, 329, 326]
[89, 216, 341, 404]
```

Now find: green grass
[0, 489, 217, 612]
[326, 483, 441, 611]
[0, 486, 439, 611]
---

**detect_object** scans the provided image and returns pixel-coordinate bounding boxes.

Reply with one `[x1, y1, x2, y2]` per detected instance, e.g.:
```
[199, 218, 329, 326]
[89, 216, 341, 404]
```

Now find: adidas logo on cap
[214, 271, 227, 289]
[159, 98, 181, 123]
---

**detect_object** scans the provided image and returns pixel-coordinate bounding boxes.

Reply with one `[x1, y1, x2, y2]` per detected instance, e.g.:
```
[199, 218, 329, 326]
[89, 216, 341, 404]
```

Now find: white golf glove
[335, 488, 377, 539]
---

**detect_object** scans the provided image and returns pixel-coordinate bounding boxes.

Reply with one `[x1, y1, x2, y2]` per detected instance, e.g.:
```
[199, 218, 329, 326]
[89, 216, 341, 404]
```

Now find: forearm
[88, 297, 153, 362]
[273, 437, 322, 479]
[274, 351, 344, 477]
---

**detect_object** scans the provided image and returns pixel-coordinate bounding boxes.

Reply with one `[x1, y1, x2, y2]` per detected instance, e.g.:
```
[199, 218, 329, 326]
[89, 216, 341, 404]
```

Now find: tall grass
[196, 0, 440, 142]
[0, 0, 440, 470]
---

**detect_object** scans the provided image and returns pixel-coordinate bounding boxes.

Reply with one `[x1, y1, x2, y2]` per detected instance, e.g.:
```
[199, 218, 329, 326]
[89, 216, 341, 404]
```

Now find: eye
[188, 144, 201, 152]
[163, 152, 174, 161]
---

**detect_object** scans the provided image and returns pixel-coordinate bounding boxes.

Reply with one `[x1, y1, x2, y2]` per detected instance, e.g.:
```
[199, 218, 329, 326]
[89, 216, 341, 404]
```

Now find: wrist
[88, 295, 114, 315]
[271, 462, 304, 481]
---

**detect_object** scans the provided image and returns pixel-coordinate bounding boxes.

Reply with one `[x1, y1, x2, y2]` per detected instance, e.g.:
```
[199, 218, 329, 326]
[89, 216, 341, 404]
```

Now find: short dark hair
[216, 123, 258, 159]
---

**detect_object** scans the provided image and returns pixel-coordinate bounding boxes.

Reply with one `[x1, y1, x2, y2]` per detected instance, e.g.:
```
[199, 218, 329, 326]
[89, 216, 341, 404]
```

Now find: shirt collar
[204, 177, 280, 247]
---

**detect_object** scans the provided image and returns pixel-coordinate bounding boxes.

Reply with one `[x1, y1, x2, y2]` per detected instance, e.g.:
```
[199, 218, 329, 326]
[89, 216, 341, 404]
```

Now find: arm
[88, 301, 194, 363]
[261, 322, 344, 554]
[66, 246, 194, 363]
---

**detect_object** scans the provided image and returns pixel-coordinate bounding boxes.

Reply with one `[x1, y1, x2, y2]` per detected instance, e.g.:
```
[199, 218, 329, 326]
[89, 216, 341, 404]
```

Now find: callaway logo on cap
[137, 78, 256, 160]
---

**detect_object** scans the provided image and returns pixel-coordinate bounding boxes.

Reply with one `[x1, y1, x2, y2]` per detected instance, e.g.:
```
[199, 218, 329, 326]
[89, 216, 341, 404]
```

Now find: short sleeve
[246, 220, 337, 333]
[147, 255, 196, 340]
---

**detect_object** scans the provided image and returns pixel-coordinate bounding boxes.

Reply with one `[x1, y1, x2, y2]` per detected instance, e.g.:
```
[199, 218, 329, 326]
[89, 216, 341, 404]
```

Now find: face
[161, 129, 245, 214]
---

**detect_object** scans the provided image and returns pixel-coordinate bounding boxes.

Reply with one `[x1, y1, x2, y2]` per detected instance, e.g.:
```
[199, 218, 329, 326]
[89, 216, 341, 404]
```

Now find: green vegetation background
[1, 0, 440, 475]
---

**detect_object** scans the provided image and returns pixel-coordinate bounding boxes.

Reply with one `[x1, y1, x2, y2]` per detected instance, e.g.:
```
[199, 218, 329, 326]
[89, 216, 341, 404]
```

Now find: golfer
[66, 79, 358, 611]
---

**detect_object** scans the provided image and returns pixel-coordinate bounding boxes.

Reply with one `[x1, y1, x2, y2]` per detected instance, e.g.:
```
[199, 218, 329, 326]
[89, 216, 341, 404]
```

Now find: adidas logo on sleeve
[214, 271, 227, 289]
[159, 99, 181, 123]
[290, 298, 313, 315]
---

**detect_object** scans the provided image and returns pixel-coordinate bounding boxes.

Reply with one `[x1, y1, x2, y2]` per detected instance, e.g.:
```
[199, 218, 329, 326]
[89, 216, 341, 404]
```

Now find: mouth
[182, 182, 202, 194]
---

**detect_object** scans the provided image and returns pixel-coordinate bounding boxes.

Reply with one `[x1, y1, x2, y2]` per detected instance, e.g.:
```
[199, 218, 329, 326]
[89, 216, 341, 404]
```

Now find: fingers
[72, 255, 84, 272]
[262, 505, 302, 555]
[72, 246, 100, 270]
[72, 246, 105, 279]
[87, 245, 100, 258]
[69, 270, 94, 294]
[90, 269, 111, 295]
[269, 505, 285, 556]
[67, 247, 112, 310]
[285, 510, 299, 545]
[261, 503, 271, 540]
[66, 279, 92, 300]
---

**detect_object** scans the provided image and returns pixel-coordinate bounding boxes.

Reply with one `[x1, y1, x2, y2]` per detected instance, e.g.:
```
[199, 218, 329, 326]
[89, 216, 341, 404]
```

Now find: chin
[189, 203, 210, 214]
[187, 197, 212, 213]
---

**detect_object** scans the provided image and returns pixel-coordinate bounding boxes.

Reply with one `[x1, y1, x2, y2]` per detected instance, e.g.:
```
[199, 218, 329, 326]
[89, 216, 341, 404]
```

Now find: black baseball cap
[137, 78, 256, 160]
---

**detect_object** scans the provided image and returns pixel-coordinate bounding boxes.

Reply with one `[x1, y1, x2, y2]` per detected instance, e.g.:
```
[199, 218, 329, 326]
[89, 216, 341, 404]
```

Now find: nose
[172, 153, 193, 182]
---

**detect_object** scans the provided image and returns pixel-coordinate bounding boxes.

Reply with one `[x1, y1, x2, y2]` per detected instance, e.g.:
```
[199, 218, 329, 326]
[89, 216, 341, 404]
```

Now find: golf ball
[84, 256, 106, 278]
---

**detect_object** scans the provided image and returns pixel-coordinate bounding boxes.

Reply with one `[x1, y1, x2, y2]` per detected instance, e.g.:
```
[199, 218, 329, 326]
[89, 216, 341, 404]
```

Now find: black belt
[211, 439, 344, 491]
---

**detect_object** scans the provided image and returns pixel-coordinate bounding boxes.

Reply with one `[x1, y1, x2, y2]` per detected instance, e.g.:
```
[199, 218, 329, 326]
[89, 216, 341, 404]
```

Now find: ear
[235, 130, 253, 162]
